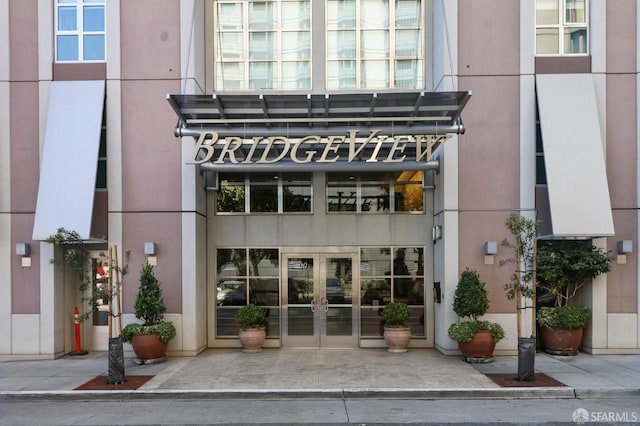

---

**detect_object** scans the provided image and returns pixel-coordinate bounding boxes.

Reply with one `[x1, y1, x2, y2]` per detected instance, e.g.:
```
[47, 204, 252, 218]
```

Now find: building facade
[1, 0, 639, 360]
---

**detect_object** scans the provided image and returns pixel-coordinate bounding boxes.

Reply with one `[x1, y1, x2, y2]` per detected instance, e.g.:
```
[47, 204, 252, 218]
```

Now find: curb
[0, 387, 578, 401]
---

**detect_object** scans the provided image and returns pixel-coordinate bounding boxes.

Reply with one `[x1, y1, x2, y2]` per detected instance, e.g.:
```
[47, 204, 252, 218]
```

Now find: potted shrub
[536, 240, 611, 355]
[448, 269, 505, 362]
[381, 302, 412, 353]
[236, 303, 267, 353]
[122, 263, 176, 363]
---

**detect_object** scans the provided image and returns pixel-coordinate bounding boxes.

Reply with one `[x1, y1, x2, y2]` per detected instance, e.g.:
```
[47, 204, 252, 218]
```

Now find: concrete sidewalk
[1, 349, 639, 400]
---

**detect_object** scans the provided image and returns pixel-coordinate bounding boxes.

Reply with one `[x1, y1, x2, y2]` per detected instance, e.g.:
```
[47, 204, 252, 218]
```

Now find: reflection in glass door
[282, 253, 358, 348]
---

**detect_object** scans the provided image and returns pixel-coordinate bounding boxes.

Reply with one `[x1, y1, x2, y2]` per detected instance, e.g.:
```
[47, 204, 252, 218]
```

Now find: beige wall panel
[606, 74, 637, 209]
[12, 314, 40, 354]
[11, 213, 39, 314]
[607, 314, 638, 348]
[121, 80, 181, 211]
[606, 0, 636, 73]
[458, 76, 520, 210]
[458, 211, 513, 314]
[458, 0, 520, 76]
[608, 210, 638, 313]
[9, 0, 38, 81]
[120, 0, 181, 80]
[9, 82, 39, 212]
[123, 212, 182, 315]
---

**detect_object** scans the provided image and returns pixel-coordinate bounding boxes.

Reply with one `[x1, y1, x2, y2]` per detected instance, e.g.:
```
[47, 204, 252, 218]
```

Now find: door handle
[322, 297, 329, 312]
[310, 298, 316, 312]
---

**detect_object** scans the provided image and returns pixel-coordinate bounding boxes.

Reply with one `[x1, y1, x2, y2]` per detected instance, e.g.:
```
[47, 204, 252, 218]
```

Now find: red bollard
[74, 307, 82, 353]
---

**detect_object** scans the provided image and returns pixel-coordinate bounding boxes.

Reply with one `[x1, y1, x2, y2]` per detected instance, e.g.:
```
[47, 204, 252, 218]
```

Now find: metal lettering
[190, 129, 453, 165]
[348, 129, 379, 161]
[318, 136, 343, 163]
[188, 131, 218, 164]
[258, 136, 290, 163]
[291, 136, 319, 163]
[213, 136, 242, 164]
[384, 135, 409, 162]
[243, 137, 263, 163]
[366, 134, 387, 163]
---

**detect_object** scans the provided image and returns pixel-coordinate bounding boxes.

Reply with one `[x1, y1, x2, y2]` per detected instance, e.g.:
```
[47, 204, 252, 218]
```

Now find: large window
[326, 0, 423, 89]
[214, 0, 311, 90]
[55, 0, 105, 62]
[327, 171, 423, 213]
[217, 173, 312, 214]
[360, 247, 425, 337]
[536, 0, 588, 55]
[216, 248, 280, 337]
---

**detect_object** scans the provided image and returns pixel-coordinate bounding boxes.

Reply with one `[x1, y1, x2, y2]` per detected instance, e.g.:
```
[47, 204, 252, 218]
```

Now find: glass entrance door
[282, 253, 358, 348]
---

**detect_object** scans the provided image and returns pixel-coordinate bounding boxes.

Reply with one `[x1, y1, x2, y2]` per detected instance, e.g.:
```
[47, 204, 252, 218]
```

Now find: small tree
[134, 263, 167, 326]
[453, 268, 489, 322]
[537, 240, 611, 308]
[500, 213, 540, 339]
[122, 263, 176, 343]
[448, 269, 505, 344]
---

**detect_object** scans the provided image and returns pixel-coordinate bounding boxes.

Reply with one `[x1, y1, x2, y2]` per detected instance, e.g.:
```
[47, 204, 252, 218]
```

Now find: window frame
[326, 171, 424, 214]
[214, 0, 312, 91]
[55, 0, 106, 63]
[535, 0, 589, 56]
[326, 0, 424, 89]
[215, 247, 281, 338]
[216, 172, 313, 215]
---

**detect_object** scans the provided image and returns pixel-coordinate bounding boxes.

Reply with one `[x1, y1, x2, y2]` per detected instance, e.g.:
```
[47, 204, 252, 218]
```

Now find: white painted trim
[106, 80, 123, 214]
[590, 0, 606, 73]
[520, 0, 535, 75]
[37, 0, 53, 81]
[106, 0, 121, 80]
[0, 82, 9, 212]
[520, 75, 536, 211]
[0, 214, 11, 354]
[0, 0, 9, 81]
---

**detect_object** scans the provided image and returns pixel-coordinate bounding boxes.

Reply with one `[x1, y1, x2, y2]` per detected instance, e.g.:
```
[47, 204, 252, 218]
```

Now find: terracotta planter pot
[239, 328, 266, 353]
[458, 330, 496, 361]
[383, 327, 412, 353]
[131, 333, 168, 361]
[540, 326, 583, 356]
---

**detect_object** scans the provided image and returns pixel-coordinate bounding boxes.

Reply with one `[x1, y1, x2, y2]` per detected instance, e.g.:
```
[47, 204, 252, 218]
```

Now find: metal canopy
[168, 91, 471, 138]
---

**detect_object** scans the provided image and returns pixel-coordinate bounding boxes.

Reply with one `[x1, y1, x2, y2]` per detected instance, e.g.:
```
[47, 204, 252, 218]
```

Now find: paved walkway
[1, 349, 639, 400]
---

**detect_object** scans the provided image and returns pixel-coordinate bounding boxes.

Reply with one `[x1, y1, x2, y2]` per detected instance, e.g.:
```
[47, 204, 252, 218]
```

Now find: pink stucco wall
[456, 1, 521, 314]
[119, 0, 183, 316]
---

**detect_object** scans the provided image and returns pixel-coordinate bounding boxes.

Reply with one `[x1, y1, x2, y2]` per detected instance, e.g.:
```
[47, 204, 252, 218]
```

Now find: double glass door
[282, 253, 358, 348]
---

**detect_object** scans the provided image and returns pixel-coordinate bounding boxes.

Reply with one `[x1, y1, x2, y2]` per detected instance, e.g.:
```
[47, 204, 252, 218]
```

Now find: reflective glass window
[217, 173, 312, 214]
[327, 172, 423, 213]
[360, 247, 425, 337]
[536, 0, 588, 55]
[327, 0, 423, 89]
[215, 0, 311, 90]
[216, 248, 280, 337]
[55, 0, 105, 62]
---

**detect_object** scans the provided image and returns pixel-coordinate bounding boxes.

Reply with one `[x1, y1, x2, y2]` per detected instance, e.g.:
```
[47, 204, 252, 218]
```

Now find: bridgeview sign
[189, 129, 452, 165]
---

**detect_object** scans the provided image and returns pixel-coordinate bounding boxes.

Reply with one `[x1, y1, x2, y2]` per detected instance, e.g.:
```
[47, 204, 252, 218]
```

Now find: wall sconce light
[16, 243, 31, 267]
[617, 240, 633, 254]
[144, 242, 157, 255]
[484, 241, 498, 255]
[16, 243, 31, 256]
[484, 241, 497, 265]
